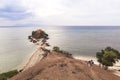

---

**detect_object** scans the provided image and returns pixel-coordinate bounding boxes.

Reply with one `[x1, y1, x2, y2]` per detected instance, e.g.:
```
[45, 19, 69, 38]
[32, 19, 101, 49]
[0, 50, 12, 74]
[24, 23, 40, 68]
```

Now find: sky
[0, 0, 120, 26]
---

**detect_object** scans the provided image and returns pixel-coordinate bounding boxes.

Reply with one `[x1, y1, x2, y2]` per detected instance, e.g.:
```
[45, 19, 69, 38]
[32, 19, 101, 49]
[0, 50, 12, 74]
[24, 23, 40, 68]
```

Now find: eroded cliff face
[10, 52, 120, 80]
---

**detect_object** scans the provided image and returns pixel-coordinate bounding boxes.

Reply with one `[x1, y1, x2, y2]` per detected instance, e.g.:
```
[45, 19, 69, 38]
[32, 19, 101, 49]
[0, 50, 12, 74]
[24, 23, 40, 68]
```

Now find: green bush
[96, 47, 120, 69]
[0, 75, 6, 80]
[52, 46, 72, 58]
[53, 46, 60, 52]
[0, 70, 18, 80]
[32, 31, 35, 35]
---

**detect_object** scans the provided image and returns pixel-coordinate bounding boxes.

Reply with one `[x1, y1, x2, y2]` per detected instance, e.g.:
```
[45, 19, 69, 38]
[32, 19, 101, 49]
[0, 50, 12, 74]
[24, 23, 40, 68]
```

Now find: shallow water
[0, 26, 120, 72]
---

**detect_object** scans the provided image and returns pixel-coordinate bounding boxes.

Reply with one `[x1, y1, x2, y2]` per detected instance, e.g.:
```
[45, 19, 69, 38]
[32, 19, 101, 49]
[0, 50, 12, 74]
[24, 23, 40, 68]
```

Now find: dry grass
[10, 52, 120, 80]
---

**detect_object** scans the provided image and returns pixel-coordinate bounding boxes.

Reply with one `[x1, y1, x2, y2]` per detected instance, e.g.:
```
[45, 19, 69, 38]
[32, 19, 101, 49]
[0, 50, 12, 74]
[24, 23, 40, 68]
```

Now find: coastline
[75, 55, 120, 76]
[17, 45, 42, 71]
[18, 40, 46, 71]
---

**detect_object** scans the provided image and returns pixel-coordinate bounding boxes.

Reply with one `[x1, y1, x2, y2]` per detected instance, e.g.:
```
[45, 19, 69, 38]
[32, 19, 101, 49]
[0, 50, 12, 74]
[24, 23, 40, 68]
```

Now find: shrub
[52, 46, 72, 58]
[53, 46, 60, 52]
[0, 70, 19, 80]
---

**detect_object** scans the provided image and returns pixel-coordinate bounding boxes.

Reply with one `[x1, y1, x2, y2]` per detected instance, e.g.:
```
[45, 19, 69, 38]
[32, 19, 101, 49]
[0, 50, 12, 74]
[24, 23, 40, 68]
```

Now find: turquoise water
[0, 26, 120, 72]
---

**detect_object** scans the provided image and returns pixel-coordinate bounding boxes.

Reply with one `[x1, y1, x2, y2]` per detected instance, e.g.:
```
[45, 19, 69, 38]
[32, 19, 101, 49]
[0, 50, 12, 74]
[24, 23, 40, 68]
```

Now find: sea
[0, 26, 120, 72]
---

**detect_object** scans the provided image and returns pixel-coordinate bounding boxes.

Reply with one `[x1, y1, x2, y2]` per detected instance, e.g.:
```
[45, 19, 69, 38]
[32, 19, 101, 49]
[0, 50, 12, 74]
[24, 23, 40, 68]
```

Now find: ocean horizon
[0, 26, 120, 72]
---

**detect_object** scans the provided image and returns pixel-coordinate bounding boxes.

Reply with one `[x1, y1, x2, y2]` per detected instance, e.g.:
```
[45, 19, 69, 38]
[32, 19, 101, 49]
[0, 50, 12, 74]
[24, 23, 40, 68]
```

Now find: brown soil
[10, 52, 120, 80]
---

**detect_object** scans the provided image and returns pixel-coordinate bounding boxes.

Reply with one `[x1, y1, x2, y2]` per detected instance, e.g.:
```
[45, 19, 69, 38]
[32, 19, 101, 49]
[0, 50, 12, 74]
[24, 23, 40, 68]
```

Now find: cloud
[0, 0, 32, 20]
[0, 0, 120, 26]
[23, 0, 120, 26]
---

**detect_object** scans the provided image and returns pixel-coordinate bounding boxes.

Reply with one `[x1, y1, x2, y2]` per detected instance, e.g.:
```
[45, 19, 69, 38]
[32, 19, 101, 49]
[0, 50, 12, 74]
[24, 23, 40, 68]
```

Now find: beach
[19, 38, 49, 71]
[19, 46, 44, 71]
[75, 56, 120, 76]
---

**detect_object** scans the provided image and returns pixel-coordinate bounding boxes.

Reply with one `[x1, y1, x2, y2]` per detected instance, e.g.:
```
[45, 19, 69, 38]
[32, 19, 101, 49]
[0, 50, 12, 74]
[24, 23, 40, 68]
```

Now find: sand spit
[22, 46, 44, 71]
[20, 39, 47, 71]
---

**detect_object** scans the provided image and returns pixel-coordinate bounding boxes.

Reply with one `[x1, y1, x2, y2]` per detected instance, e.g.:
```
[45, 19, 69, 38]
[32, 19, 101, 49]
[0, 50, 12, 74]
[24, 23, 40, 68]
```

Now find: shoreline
[75, 55, 120, 70]
[17, 40, 46, 71]
[18, 45, 42, 71]
[74, 55, 120, 76]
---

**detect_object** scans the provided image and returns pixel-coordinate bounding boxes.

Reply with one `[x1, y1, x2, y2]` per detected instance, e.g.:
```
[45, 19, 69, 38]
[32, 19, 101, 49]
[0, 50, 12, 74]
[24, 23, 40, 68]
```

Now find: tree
[96, 47, 120, 69]
[53, 46, 60, 52]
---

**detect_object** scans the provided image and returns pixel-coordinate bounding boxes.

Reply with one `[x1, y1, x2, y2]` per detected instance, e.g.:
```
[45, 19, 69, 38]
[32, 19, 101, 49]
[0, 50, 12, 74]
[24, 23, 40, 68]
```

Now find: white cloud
[0, 0, 120, 26]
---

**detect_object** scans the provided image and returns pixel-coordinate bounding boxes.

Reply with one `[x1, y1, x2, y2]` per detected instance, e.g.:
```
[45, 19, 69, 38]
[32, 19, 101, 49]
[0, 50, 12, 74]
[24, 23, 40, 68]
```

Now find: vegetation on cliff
[52, 46, 72, 58]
